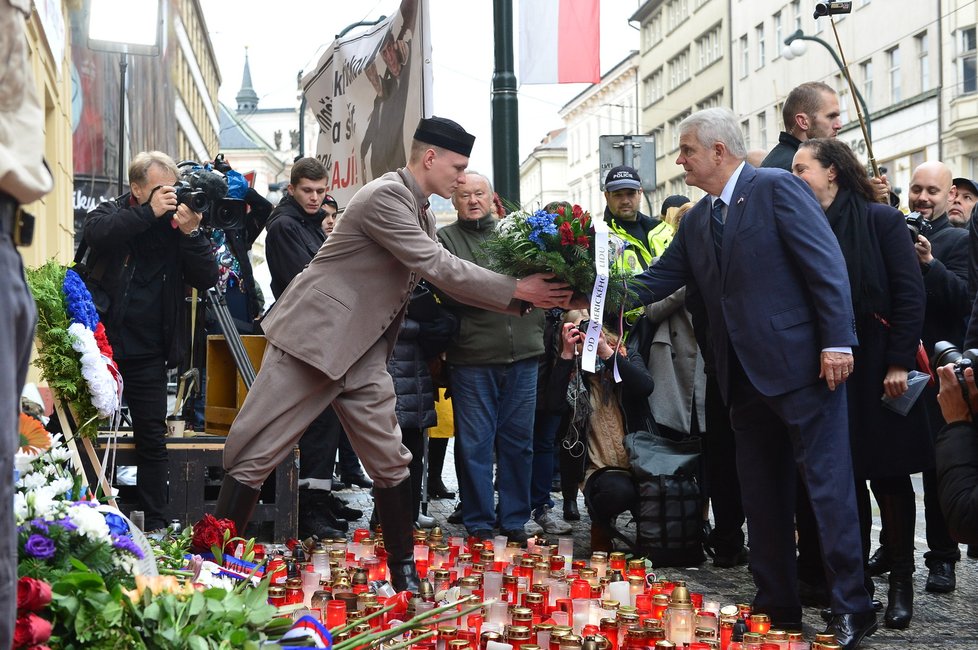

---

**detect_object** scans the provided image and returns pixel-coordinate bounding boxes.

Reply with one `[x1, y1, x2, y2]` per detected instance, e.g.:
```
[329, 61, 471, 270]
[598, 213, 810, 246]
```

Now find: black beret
[414, 117, 475, 157]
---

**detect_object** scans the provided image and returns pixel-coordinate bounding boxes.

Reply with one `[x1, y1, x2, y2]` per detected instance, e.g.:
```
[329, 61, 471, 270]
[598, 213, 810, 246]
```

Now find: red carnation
[576, 235, 590, 249]
[191, 514, 237, 553]
[572, 204, 584, 219]
[16, 577, 52, 612]
[13, 613, 51, 648]
[559, 222, 575, 246]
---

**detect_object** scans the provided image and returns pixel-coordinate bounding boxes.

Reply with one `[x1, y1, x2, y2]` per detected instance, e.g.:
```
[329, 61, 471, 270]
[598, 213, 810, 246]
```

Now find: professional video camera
[813, 1, 852, 18]
[905, 211, 932, 243]
[175, 159, 246, 231]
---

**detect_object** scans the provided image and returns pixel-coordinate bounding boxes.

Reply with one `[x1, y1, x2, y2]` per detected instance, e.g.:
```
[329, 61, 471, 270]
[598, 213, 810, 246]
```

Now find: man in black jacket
[82, 151, 218, 531]
[881, 161, 971, 592]
[760, 82, 841, 171]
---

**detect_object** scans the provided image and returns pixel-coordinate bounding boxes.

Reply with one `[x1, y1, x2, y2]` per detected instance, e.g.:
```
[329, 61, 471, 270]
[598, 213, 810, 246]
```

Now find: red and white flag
[519, 0, 600, 85]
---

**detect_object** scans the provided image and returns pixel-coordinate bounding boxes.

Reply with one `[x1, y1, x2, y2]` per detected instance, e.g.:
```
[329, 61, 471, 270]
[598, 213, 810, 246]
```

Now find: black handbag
[624, 429, 704, 567]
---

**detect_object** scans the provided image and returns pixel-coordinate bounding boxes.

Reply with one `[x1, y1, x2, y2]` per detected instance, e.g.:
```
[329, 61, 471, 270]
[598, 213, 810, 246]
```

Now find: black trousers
[584, 469, 636, 531]
[704, 373, 745, 555]
[117, 355, 169, 530]
[298, 406, 343, 481]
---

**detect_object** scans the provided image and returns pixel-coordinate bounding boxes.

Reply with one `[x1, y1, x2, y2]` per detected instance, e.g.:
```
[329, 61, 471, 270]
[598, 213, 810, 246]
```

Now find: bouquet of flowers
[480, 203, 633, 309]
[15, 429, 144, 588]
[26, 261, 122, 438]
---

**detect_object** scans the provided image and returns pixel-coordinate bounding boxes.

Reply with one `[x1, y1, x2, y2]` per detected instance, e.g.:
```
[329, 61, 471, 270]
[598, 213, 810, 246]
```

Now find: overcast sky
[200, 0, 641, 179]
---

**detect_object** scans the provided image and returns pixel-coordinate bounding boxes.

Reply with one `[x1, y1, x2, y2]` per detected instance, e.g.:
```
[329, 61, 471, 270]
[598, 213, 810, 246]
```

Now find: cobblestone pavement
[328, 443, 978, 650]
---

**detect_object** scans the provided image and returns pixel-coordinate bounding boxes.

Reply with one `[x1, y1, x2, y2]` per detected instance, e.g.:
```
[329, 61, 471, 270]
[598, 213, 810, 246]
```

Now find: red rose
[13, 613, 51, 648]
[17, 578, 52, 612]
[191, 514, 236, 552]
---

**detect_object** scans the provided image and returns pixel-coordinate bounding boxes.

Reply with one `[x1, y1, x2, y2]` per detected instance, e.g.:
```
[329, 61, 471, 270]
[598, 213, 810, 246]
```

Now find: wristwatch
[183, 227, 202, 238]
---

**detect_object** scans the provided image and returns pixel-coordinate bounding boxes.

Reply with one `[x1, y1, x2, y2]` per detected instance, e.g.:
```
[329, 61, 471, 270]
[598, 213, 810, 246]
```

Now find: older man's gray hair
[679, 108, 747, 159]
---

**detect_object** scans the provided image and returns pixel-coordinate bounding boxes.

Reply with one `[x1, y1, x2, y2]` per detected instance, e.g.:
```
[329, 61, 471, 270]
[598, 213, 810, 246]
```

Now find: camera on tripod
[813, 1, 852, 18]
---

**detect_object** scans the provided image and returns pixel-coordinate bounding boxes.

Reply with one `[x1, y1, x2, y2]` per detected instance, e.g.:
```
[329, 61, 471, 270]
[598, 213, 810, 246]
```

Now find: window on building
[861, 59, 874, 110]
[651, 10, 663, 45]
[887, 47, 901, 103]
[774, 12, 783, 58]
[756, 23, 765, 69]
[916, 32, 929, 92]
[835, 74, 851, 124]
[962, 27, 977, 95]
[792, 0, 801, 32]
[643, 67, 664, 106]
[697, 24, 722, 70]
[757, 111, 768, 149]
[697, 92, 723, 111]
[652, 127, 665, 159]
[666, 0, 690, 32]
[740, 34, 749, 78]
[741, 119, 751, 149]
[669, 110, 691, 151]
[669, 48, 691, 90]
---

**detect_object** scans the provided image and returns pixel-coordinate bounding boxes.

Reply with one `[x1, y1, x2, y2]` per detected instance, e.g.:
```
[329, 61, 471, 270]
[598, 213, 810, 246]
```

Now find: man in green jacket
[437, 172, 544, 543]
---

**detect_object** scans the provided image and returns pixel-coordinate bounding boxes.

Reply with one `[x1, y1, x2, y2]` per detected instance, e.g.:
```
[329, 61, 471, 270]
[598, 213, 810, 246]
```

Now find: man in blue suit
[627, 108, 876, 649]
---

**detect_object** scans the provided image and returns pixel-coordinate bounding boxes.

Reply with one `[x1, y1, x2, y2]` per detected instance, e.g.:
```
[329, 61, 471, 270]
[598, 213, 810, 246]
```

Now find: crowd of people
[11, 69, 978, 650]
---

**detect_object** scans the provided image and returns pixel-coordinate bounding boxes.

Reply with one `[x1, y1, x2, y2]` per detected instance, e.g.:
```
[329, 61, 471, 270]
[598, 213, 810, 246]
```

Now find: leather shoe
[866, 546, 890, 576]
[925, 559, 956, 593]
[428, 481, 456, 500]
[327, 493, 363, 520]
[823, 611, 878, 650]
[447, 504, 463, 525]
[712, 546, 748, 569]
[342, 472, 374, 489]
[563, 501, 580, 521]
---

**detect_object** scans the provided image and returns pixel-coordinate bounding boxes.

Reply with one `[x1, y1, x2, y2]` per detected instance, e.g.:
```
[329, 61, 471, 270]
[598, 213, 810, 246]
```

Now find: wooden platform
[87, 435, 297, 541]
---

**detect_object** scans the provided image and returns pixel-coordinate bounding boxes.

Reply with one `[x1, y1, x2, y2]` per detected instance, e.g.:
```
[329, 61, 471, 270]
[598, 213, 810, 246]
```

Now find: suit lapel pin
[736, 197, 744, 205]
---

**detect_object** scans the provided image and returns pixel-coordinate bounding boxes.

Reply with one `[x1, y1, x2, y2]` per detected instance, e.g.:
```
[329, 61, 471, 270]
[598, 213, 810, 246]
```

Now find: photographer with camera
[81, 151, 219, 532]
[935, 360, 978, 544]
[877, 161, 972, 593]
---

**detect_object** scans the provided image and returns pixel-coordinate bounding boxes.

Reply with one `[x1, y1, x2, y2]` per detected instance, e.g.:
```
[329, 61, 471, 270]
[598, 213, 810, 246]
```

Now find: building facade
[23, 0, 75, 269]
[519, 129, 568, 210]
[631, 0, 729, 208]
[943, 0, 978, 180]
[559, 52, 640, 214]
[731, 0, 940, 207]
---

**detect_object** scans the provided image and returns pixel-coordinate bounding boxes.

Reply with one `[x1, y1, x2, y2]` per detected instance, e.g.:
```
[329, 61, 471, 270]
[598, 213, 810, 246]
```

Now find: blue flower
[104, 512, 129, 536]
[527, 210, 558, 250]
[63, 269, 100, 330]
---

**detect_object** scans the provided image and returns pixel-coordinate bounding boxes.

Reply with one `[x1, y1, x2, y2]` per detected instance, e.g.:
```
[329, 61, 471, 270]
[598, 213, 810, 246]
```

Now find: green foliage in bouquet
[480, 203, 634, 310]
[25, 260, 101, 437]
[48, 563, 137, 649]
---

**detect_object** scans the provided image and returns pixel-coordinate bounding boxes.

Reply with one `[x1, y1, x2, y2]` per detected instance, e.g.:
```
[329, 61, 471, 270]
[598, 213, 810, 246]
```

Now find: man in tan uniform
[214, 117, 570, 592]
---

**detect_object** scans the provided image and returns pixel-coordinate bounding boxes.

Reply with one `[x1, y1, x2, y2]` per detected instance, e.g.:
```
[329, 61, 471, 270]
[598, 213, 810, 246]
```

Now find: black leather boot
[212, 474, 261, 539]
[374, 478, 420, 593]
[877, 491, 915, 629]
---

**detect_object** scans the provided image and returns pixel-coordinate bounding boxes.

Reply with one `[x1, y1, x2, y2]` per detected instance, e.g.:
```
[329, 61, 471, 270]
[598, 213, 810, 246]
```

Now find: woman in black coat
[386, 282, 458, 527]
[793, 138, 928, 630]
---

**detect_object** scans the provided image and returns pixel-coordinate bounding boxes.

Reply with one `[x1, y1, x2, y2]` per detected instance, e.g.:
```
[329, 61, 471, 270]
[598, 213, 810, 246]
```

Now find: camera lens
[933, 341, 963, 368]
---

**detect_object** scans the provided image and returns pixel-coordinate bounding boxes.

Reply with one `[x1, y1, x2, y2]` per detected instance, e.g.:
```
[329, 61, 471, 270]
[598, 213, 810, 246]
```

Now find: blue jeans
[450, 360, 536, 533]
[531, 412, 562, 516]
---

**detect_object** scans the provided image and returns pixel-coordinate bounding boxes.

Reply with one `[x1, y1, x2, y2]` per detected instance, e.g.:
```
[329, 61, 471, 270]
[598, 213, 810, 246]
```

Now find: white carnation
[68, 323, 121, 418]
[68, 503, 111, 540]
[18, 472, 47, 491]
[14, 450, 36, 475]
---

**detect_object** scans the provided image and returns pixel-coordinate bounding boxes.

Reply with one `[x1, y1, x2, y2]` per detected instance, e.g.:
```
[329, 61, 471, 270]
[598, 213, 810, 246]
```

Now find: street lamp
[781, 28, 872, 144]
[87, 0, 164, 194]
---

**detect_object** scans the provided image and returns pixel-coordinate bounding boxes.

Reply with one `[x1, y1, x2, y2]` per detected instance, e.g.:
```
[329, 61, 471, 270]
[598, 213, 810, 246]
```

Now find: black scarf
[824, 187, 887, 320]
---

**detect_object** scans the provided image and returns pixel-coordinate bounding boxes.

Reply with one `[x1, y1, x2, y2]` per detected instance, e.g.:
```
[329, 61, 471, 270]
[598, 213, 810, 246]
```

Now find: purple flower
[24, 534, 56, 560]
[54, 517, 77, 532]
[111, 535, 144, 559]
[29, 518, 50, 533]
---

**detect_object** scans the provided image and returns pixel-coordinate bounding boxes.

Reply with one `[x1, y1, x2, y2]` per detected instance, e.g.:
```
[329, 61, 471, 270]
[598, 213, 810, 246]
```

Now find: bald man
[873, 161, 971, 595]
